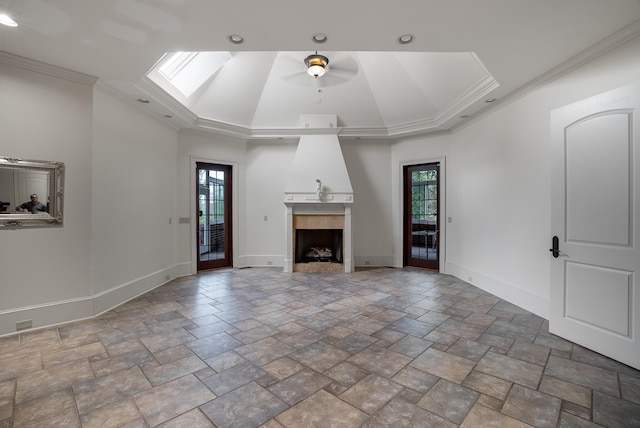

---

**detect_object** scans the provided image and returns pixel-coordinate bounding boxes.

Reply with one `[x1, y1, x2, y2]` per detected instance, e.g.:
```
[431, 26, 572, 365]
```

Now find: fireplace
[283, 129, 354, 273]
[296, 228, 343, 265]
[289, 214, 347, 272]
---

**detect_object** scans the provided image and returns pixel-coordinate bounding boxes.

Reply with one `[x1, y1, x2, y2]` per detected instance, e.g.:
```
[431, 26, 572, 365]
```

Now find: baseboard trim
[0, 264, 191, 337]
[445, 261, 549, 319]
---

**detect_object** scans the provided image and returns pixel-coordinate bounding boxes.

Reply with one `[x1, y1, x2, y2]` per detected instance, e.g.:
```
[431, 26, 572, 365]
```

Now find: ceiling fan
[275, 51, 359, 87]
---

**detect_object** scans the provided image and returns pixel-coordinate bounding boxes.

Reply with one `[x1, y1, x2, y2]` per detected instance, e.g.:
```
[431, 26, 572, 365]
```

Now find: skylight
[157, 51, 231, 98]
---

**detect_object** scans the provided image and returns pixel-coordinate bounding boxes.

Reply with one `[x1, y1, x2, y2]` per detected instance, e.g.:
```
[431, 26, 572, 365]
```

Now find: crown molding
[0, 51, 97, 86]
[135, 77, 198, 126]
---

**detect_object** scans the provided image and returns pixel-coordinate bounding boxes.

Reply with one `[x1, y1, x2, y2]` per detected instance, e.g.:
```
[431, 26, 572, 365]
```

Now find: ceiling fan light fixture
[304, 52, 329, 78]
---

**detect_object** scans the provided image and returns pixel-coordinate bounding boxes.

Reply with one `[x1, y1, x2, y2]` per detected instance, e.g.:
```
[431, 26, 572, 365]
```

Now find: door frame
[190, 157, 239, 273]
[398, 157, 446, 272]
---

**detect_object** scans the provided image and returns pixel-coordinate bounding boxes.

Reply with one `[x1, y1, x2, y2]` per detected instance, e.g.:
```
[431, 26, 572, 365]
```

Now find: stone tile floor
[1, 267, 639, 427]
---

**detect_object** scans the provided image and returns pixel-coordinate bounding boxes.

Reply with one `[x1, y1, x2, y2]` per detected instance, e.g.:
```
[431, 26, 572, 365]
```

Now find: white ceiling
[1, 0, 640, 139]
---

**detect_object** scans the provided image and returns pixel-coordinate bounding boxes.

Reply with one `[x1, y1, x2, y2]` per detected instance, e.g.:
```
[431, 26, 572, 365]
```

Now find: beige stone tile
[340, 374, 403, 414]
[200, 382, 286, 427]
[476, 352, 543, 389]
[262, 357, 305, 380]
[156, 408, 214, 427]
[0, 351, 42, 382]
[391, 366, 440, 393]
[544, 355, 619, 397]
[410, 348, 476, 384]
[460, 404, 534, 427]
[79, 398, 142, 428]
[152, 344, 195, 365]
[290, 341, 350, 372]
[203, 350, 246, 372]
[277, 389, 368, 427]
[134, 374, 215, 426]
[348, 345, 412, 378]
[235, 337, 294, 366]
[16, 407, 81, 428]
[19, 329, 60, 348]
[73, 366, 152, 415]
[91, 348, 155, 377]
[13, 388, 76, 427]
[364, 397, 456, 428]
[15, 358, 94, 403]
[43, 341, 106, 367]
[503, 384, 562, 428]
[417, 379, 479, 424]
[462, 370, 512, 400]
[143, 355, 207, 386]
[268, 368, 332, 405]
[539, 375, 592, 408]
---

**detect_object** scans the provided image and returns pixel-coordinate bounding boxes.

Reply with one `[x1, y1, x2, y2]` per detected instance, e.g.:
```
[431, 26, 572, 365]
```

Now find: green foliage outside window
[411, 170, 437, 221]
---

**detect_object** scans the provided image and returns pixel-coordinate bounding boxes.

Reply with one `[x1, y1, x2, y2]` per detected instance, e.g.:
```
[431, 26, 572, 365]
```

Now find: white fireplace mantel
[284, 202, 353, 273]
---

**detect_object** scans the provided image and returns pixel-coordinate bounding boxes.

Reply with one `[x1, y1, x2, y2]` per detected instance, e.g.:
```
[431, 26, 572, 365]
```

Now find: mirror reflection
[0, 157, 64, 228]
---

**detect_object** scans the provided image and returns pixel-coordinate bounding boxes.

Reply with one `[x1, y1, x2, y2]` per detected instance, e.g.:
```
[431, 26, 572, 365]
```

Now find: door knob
[549, 236, 560, 258]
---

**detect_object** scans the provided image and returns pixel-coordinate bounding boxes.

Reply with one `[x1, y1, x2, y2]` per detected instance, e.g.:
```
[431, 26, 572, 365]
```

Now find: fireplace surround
[283, 128, 354, 273]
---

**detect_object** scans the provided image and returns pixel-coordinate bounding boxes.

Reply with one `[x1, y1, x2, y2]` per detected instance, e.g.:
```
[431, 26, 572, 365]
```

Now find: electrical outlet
[267, 261, 273, 266]
[16, 320, 32, 331]
[165, 275, 170, 281]
[364, 261, 371, 265]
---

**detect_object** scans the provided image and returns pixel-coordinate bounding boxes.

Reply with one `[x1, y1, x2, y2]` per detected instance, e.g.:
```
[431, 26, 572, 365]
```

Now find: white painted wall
[0, 62, 181, 335]
[342, 140, 394, 267]
[246, 141, 296, 266]
[91, 88, 179, 313]
[0, 63, 94, 332]
[445, 35, 640, 318]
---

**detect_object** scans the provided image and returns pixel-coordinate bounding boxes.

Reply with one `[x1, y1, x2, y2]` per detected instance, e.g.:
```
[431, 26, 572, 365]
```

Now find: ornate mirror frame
[0, 157, 65, 228]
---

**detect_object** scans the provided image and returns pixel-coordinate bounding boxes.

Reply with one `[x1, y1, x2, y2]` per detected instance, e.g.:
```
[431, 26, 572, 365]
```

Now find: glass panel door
[197, 162, 232, 270]
[404, 163, 439, 270]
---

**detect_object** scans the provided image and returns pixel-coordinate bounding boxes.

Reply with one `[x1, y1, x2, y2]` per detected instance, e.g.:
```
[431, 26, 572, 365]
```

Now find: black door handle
[549, 236, 559, 258]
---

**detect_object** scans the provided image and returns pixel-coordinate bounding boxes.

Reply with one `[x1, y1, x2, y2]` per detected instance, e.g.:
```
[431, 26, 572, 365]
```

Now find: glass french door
[404, 163, 440, 270]
[197, 162, 232, 271]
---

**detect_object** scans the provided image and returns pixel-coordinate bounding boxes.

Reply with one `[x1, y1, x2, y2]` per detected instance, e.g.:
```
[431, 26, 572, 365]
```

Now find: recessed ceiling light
[312, 33, 327, 44]
[136, 98, 150, 104]
[485, 98, 497, 103]
[163, 114, 173, 119]
[398, 34, 414, 44]
[460, 115, 469, 119]
[228, 34, 244, 44]
[0, 13, 18, 27]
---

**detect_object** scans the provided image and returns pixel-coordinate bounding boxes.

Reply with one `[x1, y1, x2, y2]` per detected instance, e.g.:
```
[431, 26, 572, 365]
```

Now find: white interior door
[550, 83, 640, 370]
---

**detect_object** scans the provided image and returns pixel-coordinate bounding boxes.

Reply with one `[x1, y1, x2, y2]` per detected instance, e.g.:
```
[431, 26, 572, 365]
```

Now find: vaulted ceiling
[1, 0, 639, 139]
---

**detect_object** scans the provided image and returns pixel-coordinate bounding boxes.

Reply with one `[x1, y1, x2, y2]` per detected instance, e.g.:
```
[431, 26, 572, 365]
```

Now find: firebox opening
[295, 229, 343, 264]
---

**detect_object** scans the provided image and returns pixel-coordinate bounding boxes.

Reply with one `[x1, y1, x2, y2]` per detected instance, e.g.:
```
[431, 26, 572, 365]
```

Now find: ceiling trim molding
[194, 117, 252, 139]
[434, 75, 499, 124]
[0, 51, 97, 86]
[136, 77, 199, 125]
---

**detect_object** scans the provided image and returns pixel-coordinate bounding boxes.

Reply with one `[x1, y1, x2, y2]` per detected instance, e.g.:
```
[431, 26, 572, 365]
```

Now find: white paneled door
[550, 83, 640, 370]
